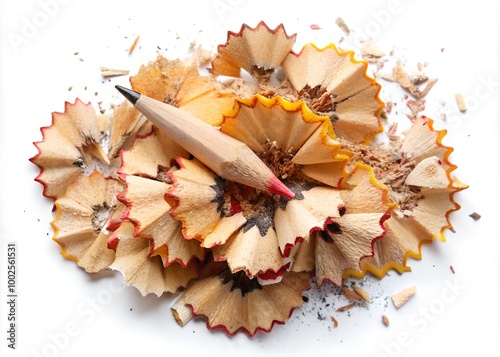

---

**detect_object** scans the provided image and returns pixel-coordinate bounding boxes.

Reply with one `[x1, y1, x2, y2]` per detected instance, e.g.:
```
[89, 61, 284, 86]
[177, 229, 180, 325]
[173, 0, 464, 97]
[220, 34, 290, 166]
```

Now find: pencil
[115, 85, 295, 199]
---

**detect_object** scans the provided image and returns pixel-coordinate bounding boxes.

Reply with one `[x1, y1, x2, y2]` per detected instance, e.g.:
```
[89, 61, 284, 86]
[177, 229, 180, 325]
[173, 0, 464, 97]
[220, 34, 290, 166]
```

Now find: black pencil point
[115, 85, 141, 105]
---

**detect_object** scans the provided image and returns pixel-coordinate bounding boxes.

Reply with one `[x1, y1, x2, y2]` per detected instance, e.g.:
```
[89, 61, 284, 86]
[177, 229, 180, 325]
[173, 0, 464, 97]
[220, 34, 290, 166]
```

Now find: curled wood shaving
[331, 316, 338, 327]
[391, 286, 417, 308]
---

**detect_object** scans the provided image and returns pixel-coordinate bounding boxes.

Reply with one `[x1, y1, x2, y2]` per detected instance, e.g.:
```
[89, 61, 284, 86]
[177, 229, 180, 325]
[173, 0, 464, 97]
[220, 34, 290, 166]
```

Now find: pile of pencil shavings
[30, 22, 467, 336]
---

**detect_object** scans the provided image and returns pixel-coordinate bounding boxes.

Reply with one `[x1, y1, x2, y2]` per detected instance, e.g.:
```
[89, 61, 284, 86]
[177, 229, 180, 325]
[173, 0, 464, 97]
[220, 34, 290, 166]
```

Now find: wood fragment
[450, 265, 455, 274]
[455, 93, 467, 112]
[335, 17, 350, 35]
[100, 67, 130, 78]
[353, 285, 370, 302]
[331, 316, 338, 327]
[419, 77, 438, 97]
[393, 64, 437, 98]
[310, 24, 321, 30]
[361, 40, 384, 59]
[129, 35, 140, 55]
[392, 286, 417, 308]
[342, 287, 363, 301]
[469, 212, 481, 220]
[336, 303, 356, 312]
[382, 315, 390, 327]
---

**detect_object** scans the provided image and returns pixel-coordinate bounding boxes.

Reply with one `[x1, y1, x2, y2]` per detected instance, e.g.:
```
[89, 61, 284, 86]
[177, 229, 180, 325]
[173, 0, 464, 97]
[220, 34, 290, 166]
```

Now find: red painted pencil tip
[268, 176, 295, 199]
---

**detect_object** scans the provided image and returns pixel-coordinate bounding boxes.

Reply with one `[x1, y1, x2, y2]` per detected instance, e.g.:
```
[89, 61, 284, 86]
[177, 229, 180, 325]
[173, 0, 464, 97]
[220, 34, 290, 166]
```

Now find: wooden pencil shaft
[134, 95, 291, 196]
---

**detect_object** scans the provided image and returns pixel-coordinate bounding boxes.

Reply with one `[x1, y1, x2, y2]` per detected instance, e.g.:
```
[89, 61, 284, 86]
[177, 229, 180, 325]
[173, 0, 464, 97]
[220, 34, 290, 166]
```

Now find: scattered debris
[450, 265, 455, 274]
[310, 24, 321, 30]
[391, 286, 417, 309]
[469, 212, 481, 221]
[68, 86, 73, 92]
[381, 314, 390, 327]
[455, 93, 467, 112]
[331, 316, 338, 327]
[100, 67, 130, 78]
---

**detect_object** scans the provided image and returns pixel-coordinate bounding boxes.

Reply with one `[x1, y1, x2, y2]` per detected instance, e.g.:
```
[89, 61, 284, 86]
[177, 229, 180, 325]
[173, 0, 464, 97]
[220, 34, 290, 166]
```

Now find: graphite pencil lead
[115, 85, 141, 105]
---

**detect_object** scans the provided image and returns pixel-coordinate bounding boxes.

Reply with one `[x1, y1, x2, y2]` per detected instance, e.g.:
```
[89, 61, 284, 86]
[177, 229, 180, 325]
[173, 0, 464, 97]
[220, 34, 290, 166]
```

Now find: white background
[1, 0, 499, 356]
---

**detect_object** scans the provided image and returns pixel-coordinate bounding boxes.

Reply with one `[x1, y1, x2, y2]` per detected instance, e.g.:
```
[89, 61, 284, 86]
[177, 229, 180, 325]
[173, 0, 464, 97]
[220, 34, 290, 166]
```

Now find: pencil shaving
[30, 20, 468, 337]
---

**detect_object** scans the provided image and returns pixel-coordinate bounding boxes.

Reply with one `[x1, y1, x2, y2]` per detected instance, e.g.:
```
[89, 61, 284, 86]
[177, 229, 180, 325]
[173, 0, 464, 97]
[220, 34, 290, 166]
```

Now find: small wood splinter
[391, 286, 417, 309]
[100, 67, 130, 78]
[455, 93, 467, 112]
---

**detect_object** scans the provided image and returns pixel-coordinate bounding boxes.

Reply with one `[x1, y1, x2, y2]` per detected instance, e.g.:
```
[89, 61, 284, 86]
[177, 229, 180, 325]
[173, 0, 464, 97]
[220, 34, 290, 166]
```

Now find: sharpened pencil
[115, 86, 295, 199]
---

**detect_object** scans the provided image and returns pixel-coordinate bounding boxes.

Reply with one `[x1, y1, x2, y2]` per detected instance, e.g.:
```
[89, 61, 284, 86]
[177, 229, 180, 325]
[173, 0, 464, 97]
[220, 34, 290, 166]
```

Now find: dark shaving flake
[210, 176, 228, 216]
[469, 212, 481, 221]
[243, 207, 274, 237]
[219, 269, 262, 297]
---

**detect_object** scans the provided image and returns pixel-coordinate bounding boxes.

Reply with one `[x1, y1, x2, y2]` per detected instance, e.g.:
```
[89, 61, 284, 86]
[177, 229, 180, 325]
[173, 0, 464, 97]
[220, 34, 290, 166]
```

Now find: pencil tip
[268, 176, 295, 199]
[115, 85, 141, 105]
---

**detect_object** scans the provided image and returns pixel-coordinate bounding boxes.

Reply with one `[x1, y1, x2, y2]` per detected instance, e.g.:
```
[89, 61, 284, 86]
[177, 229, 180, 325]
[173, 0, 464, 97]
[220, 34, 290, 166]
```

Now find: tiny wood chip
[391, 286, 417, 308]
[455, 93, 467, 112]
[353, 285, 370, 302]
[382, 315, 390, 327]
[469, 212, 481, 220]
[342, 287, 363, 301]
[335, 17, 350, 35]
